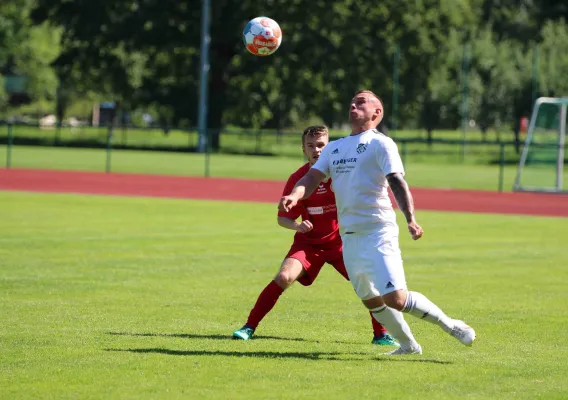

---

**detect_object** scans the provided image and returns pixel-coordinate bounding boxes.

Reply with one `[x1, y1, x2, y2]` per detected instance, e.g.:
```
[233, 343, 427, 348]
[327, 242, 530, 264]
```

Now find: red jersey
[278, 163, 340, 245]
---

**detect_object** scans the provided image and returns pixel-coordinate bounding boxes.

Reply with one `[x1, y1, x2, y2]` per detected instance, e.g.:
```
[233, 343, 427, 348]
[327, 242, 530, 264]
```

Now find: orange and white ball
[243, 17, 282, 56]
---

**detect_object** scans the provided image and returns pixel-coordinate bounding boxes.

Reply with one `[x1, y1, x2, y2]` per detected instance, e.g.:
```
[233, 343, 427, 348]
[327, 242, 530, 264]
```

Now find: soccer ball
[243, 17, 282, 56]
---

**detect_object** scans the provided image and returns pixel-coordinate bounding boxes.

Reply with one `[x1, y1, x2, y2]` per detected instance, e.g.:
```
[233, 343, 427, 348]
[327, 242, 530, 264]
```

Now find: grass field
[4, 145, 565, 191]
[1, 192, 567, 399]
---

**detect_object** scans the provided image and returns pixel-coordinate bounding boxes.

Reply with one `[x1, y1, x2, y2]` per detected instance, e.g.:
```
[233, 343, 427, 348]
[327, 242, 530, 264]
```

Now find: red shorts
[285, 240, 349, 286]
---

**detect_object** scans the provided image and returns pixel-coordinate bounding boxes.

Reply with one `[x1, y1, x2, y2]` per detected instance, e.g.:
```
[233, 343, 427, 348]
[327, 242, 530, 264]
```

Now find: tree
[538, 20, 568, 97]
[30, 0, 568, 143]
[31, 0, 480, 141]
[0, 0, 60, 114]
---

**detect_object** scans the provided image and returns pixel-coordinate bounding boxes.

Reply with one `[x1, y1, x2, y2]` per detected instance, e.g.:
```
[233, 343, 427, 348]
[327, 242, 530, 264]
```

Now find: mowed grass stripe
[1, 192, 567, 399]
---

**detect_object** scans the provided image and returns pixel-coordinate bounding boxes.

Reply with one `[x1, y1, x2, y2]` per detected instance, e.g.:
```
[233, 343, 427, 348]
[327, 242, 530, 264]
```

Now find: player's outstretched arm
[295, 168, 327, 199]
[386, 172, 423, 240]
[278, 168, 326, 212]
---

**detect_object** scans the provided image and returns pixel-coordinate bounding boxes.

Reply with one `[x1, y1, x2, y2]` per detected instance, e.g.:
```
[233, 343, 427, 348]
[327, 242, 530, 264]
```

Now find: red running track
[1, 168, 567, 217]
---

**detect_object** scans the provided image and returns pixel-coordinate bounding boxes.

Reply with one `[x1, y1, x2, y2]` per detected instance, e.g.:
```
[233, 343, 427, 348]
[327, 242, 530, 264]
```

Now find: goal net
[513, 97, 568, 193]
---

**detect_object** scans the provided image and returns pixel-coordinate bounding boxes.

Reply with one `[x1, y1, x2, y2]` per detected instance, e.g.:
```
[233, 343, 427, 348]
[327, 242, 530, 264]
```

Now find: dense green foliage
[0, 0, 60, 113]
[1, 1, 568, 139]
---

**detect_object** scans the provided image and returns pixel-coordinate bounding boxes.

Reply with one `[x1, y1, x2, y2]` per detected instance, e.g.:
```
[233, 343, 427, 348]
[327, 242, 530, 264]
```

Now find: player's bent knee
[362, 296, 385, 310]
[274, 273, 295, 289]
[381, 290, 407, 311]
[275, 258, 304, 289]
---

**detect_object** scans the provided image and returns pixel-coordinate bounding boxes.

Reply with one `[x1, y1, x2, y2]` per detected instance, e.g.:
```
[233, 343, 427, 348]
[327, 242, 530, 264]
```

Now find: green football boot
[232, 325, 255, 340]
[371, 333, 399, 346]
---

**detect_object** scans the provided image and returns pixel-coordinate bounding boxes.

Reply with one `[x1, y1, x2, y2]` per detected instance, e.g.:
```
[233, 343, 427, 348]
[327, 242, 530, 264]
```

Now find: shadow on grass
[107, 331, 313, 342]
[105, 347, 452, 364]
[106, 347, 353, 361]
[376, 357, 452, 365]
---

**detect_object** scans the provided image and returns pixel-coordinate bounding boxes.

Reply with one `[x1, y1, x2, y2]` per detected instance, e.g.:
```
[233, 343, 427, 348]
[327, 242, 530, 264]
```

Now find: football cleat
[371, 333, 399, 346]
[232, 325, 255, 341]
[385, 343, 422, 356]
[450, 320, 476, 346]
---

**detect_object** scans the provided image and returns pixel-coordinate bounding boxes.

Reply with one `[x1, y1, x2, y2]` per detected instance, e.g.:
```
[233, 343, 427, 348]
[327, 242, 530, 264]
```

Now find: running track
[1, 168, 567, 217]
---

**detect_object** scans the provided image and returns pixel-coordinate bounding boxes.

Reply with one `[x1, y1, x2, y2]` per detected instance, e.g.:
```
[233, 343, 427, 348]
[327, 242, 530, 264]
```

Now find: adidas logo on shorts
[386, 281, 394, 289]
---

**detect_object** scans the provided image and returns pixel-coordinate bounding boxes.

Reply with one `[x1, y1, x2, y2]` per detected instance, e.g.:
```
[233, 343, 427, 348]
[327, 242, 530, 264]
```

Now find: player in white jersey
[278, 90, 476, 355]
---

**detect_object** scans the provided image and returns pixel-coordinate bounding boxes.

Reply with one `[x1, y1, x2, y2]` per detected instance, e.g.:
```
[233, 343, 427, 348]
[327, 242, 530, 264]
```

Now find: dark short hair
[353, 89, 384, 109]
[302, 125, 329, 145]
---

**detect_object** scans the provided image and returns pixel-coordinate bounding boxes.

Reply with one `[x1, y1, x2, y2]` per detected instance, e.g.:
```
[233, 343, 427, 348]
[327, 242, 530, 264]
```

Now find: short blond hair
[302, 125, 329, 145]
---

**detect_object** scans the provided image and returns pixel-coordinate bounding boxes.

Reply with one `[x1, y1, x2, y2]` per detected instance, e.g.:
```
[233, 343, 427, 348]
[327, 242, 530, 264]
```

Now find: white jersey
[312, 129, 404, 234]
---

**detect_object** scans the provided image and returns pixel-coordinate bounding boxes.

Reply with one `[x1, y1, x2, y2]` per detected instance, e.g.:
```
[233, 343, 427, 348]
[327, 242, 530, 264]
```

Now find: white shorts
[341, 226, 407, 300]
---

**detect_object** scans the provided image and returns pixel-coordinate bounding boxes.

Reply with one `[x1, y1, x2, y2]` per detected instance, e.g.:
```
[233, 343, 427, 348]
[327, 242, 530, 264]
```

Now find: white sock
[370, 305, 418, 349]
[402, 291, 455, 334]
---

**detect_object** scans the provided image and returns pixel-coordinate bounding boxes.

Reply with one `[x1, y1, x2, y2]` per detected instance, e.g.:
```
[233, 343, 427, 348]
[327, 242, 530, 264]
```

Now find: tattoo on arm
[386, 173, 415, 223]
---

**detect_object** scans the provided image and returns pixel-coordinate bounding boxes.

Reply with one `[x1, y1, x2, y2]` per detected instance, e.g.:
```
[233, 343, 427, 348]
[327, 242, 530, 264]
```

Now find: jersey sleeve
[312, 145, 332, 177]
[277, 173, 303, 219]
[376, 138, 405, 176]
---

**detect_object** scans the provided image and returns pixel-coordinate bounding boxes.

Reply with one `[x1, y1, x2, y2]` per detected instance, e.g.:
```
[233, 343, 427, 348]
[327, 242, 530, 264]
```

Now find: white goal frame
[513, 97, 568, 193]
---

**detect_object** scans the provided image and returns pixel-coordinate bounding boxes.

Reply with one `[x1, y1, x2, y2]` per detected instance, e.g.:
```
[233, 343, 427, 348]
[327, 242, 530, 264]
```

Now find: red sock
[246, 280, 285, 329]
[370, 311, 387, 336]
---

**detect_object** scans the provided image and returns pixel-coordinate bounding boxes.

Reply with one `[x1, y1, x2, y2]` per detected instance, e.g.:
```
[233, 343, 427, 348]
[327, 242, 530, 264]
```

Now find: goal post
[513, 97, 568, 193]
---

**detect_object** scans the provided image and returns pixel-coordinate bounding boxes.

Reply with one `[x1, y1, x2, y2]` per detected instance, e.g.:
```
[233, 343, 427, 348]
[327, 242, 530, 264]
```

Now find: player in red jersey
[232, 125, 397, 346]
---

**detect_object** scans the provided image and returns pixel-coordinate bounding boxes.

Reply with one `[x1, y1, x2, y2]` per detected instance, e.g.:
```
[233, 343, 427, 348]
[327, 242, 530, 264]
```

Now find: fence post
[6, 123, 13, 168]
[498, 143, 505, 192]
[188, 127, 195, 149]
[106, 126, 113, 173]
[55, 124, 61, 145]
[121, 125, 128, 147]
[255, 129, 262, 154]
[204, 128, 211, 178]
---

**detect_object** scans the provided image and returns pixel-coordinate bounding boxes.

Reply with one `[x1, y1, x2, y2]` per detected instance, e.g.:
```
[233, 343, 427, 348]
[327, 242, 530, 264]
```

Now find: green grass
[3, 144, 566, 191]
[0, 145, 303, 180]
[1, 192, 567, 399]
